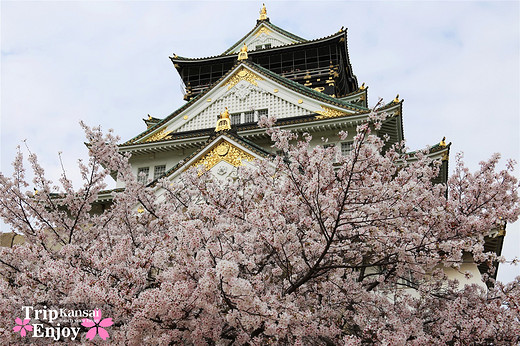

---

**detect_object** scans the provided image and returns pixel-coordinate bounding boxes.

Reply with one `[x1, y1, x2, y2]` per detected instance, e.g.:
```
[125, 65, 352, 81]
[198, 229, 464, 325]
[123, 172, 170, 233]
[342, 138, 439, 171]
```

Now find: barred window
[257, 109, 268, 117]
[154, 165, 166, 180]
[255, 45, 263, 50]
[244, 111, 255, 123]
[264, 43, 271, 49]
[230, 113, 241, 126]
[137, 167, 149, 184]
[341, 142, 353, 155]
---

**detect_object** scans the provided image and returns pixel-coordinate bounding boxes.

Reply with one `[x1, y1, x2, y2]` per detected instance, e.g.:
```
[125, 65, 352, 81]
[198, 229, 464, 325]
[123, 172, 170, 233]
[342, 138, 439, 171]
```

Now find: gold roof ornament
[147, 114, 152, 120]
[393, 94, 400, 103]
[221, 107, 230, 119]
[143, 128, 173, 143]
[192, 140, 256, 172]
[255, 26, 272, 37]
[238, 43, 248, 60]
[225, 67, 263, 89]
[439, 136, 447, 147]
[315, 105, 347, 119]
[215, 107, 231, 132]
[259, 3, 267, 20]
[359, 82, 366, 90]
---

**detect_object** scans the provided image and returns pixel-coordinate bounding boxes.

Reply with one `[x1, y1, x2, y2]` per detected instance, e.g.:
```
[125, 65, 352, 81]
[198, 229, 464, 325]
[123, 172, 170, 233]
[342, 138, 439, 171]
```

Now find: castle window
[154, 165, 166, 180]
[244, 111, 255, 123]
[231, 113, 241, 125]
[257, 109, 268, 117]
[264, 43, 271, 49]
[341, 141, 353, 155]
[137, 167, 149, 184]
[255, 45, 263, 50]
[229, 110, 268, 125]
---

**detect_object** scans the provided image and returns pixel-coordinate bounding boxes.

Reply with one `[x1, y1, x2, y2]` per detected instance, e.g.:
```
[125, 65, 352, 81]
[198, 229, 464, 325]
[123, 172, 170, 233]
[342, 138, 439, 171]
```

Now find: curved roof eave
[170, 30, 345, 64]
[222, 19, 307, 55]
[123, 58, 366, 146]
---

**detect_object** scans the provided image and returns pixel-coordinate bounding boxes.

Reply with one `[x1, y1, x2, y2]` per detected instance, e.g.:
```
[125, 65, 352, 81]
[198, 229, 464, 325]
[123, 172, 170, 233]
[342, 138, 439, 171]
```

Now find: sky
[1, 1, 519, 283]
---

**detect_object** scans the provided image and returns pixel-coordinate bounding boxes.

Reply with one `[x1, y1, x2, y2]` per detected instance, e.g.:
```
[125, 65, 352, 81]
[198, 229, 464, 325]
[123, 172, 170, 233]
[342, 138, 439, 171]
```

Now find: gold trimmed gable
[224, 67, 264, 90]
[141, 128, 173, 143]
[315, 105, 348, 119]
[255, 27, 272, 37]
[190, 140, 256, 172]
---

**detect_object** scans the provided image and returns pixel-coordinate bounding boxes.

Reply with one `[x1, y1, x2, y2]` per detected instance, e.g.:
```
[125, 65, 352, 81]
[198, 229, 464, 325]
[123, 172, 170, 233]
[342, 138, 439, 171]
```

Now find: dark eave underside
[171, 30, 344, 63]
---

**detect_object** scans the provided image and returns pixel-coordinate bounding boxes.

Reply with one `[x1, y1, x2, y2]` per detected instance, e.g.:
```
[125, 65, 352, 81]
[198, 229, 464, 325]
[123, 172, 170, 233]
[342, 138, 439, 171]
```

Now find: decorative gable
[157, 134, 269, 184]
[227, 23, 302, 54]
[190, 139, 256, 172]
[129, 63, 361, 145]
[176, 80, 312, 132]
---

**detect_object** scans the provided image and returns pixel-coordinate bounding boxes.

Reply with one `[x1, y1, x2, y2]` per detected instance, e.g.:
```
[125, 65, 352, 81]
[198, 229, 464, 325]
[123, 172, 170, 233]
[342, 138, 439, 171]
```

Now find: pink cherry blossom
[13, 318, 32, 337]
[81, 310, 113, 340]
[0, 119, 518, 344]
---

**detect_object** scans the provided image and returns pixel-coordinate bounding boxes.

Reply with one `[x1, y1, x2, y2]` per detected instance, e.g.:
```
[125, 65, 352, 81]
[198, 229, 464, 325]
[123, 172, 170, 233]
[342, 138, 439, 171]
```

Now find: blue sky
[1, 1, 519, 283]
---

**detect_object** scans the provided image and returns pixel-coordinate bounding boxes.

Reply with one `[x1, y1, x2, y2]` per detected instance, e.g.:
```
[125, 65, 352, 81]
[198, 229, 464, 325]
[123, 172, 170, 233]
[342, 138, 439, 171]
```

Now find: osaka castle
[108, 5, 449, 188]
[92, 5, 503, 281]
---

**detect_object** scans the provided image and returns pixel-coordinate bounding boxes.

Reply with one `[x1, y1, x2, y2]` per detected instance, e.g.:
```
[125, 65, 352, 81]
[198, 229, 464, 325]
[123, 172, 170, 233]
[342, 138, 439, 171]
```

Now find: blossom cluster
[0, 118, 518, 344]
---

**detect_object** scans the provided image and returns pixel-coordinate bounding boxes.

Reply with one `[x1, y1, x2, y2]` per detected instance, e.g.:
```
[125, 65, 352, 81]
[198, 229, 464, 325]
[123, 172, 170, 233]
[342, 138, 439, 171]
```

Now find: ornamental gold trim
[259, 3, 267, 20]
[315, 105, 347, 120]
[224, 67, 263, 90]
[190, 140, 255, 172]
[215, 118, 231, 132]
[142, 128, 173, 143]
[255, 27, 271, 37]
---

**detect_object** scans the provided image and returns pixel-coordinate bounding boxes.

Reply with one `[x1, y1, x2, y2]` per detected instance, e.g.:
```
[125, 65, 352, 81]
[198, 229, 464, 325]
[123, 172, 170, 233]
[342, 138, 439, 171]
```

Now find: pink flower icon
[13, 318, 33, 337]
[81, 309, 113, 340]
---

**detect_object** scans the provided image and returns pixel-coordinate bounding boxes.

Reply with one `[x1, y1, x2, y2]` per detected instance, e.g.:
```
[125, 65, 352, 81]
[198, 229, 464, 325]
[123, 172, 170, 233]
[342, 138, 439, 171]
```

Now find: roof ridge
[123, 60, 244, 145]
[262, 21, 307, 43]
[171, 30, 342, 62]
[222, 21, 262, 55]
[222, 20, 306, 56]
[243, 60, 369, 111]
[123, 59, 368, 146]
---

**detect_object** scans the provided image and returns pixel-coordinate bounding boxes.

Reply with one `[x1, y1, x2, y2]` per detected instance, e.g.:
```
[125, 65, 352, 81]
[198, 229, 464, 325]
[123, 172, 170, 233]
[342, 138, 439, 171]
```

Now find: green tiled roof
[244, 61, 369, 112]
[122, 60, 369, 146]
[222, 19, 306, 55]
[171, 30, 343, 63]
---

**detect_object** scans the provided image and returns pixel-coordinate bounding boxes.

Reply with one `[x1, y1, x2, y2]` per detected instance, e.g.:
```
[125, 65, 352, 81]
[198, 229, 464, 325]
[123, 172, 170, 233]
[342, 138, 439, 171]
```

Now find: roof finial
[359, 82, 366, 90]
[439, 136, 446, 147]
[238, 43, 248, 60]
[259, 3, 267, 20]
[215, 107, 231, 132]
[393, 94, 400, 103]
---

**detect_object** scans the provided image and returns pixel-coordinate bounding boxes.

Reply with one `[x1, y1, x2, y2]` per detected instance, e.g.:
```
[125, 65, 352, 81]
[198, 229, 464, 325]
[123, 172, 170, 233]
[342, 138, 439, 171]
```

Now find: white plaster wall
[115, 147, 198, 188]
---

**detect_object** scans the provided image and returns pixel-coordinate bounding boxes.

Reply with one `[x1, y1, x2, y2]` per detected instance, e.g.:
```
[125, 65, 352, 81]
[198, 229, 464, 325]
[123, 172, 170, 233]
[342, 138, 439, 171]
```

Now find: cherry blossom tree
[0, 113, 519, 344]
